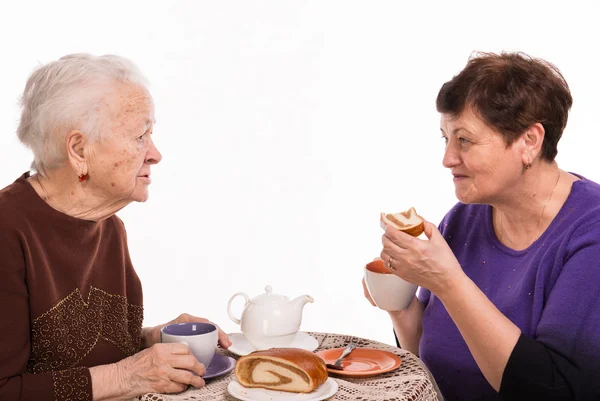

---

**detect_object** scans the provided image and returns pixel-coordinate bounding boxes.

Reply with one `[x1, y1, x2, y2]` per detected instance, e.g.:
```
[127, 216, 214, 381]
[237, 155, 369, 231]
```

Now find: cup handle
[227, 292, 250, 325]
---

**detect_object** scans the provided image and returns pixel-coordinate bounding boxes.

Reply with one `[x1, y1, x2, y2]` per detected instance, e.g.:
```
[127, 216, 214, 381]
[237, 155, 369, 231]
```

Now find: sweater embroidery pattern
[51, 367, 90, 401]
[26, 286, 143, 374]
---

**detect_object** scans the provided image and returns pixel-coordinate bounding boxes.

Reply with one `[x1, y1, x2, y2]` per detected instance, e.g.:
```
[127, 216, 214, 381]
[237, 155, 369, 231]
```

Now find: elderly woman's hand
[117, 342, 206, 395]
[142, 313, 232, 350]
[380, 220, 465, 296]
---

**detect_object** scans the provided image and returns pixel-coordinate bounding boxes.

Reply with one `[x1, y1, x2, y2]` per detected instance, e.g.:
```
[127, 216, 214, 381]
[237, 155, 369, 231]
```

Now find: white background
[1, 1, 599, 347]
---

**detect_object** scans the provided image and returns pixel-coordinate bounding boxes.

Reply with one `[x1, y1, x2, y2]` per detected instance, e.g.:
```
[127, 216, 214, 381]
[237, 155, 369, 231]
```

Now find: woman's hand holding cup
[113, 342, 206, 396]
[363, 258, 418, 311]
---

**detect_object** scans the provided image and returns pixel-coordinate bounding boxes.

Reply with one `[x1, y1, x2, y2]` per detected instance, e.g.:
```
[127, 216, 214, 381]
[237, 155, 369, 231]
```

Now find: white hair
[16, 53, 149, 175]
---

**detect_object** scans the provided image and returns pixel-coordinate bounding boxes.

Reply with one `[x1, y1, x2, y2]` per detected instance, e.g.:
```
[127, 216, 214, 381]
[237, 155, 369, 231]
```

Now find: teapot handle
[227, 292, 250, 325]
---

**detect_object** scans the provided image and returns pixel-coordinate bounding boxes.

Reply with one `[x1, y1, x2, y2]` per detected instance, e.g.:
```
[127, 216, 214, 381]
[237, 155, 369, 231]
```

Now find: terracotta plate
[316, 347, 401, 377]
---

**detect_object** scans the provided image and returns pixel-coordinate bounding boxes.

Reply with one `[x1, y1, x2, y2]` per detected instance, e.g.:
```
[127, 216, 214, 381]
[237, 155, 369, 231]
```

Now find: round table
[136, 332, 443, 401]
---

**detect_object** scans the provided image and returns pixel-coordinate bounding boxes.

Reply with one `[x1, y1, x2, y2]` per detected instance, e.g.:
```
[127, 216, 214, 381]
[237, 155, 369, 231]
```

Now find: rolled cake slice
[380, 207, 425, 237]
[234, 348, 328, 393]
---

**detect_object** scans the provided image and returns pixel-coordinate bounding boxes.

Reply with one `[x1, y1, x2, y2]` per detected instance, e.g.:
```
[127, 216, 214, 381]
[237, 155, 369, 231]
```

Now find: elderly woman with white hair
[0, 54, 231, 400]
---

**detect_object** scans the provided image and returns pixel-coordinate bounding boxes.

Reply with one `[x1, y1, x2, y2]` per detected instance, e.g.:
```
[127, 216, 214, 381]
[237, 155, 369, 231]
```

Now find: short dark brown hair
[436, 52, 573, 161]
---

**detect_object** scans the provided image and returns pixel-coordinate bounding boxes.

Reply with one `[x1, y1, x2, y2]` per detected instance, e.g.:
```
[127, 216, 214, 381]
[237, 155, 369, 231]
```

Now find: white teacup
[364, 259, 417, 311]
[161, 322, 218, 368]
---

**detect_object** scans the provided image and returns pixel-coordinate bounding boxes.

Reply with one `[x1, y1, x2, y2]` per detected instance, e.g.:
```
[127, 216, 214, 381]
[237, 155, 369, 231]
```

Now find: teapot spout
[290, 294, 314, 317]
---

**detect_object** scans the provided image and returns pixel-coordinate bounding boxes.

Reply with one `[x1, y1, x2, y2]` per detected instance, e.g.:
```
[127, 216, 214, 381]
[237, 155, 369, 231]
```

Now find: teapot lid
[251, 285, 288, 304]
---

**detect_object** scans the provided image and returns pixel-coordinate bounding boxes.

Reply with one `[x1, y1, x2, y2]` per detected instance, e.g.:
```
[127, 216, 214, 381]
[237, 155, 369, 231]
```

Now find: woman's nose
[146, 138, 163, 165]
[442, 141, 460, 168]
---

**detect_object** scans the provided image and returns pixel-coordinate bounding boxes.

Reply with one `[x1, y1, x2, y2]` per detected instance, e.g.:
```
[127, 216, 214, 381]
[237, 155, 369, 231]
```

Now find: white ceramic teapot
[227, 285, 314, 350]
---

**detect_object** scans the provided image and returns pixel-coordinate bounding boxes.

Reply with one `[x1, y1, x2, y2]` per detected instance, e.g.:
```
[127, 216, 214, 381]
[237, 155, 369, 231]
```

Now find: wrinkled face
[87, 84, 162, 204]
[440, 108, 523, 204]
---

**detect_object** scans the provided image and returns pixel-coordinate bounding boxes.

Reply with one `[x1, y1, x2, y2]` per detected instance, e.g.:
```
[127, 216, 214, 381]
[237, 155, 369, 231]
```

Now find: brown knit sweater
[0, 173, 144, 401]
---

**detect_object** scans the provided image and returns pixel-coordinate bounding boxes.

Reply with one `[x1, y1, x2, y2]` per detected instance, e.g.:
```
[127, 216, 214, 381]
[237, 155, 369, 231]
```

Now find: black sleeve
[394, 329, 401, 348]
[499, 333, 587, 401]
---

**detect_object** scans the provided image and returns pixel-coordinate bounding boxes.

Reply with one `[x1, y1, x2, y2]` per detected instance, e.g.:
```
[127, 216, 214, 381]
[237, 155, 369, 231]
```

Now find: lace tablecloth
[136, 332, 443, 401]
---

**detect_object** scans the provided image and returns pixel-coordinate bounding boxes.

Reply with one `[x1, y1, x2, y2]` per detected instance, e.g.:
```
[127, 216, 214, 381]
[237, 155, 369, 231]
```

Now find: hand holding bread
[380, 207, 465, 296]
[380, 207, 425, 237]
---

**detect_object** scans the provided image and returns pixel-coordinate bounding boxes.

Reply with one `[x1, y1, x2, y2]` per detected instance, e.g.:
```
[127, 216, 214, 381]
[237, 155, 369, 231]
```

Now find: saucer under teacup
[228, 332, 318, 357]
[203, 354, 236, 379]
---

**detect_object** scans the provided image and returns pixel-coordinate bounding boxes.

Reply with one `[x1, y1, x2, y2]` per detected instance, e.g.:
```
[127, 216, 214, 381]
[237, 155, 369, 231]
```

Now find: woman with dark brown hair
[366, 52, 600, 400]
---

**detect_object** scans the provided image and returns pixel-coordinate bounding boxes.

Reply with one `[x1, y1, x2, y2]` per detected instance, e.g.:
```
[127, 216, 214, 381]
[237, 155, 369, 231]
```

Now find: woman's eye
[459, 137, 470, 144]
[441, 135, 448, 144]
[137, 133, 147, 141]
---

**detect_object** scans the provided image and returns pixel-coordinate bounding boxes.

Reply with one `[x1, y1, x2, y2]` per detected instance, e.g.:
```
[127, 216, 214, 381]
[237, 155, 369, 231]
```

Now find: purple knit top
[418, 174, 600, 400]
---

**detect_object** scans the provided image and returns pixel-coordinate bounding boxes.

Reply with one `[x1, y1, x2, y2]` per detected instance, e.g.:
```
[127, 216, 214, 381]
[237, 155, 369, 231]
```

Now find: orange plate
[316, 347, 401, 377]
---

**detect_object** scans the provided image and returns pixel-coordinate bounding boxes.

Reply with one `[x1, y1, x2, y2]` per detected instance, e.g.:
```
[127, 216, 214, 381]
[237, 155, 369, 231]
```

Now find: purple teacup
[161, 322, 218, 368]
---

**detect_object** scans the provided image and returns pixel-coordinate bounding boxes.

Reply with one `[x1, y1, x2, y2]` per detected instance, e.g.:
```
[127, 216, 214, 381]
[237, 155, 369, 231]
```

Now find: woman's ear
[65, 130, 88, 176]
[521, 123, 545, 166]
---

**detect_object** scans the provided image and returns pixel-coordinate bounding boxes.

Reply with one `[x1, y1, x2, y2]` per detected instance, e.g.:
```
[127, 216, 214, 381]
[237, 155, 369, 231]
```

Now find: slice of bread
[235, 348, 328, 393]
[380, 207, 424, 237]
